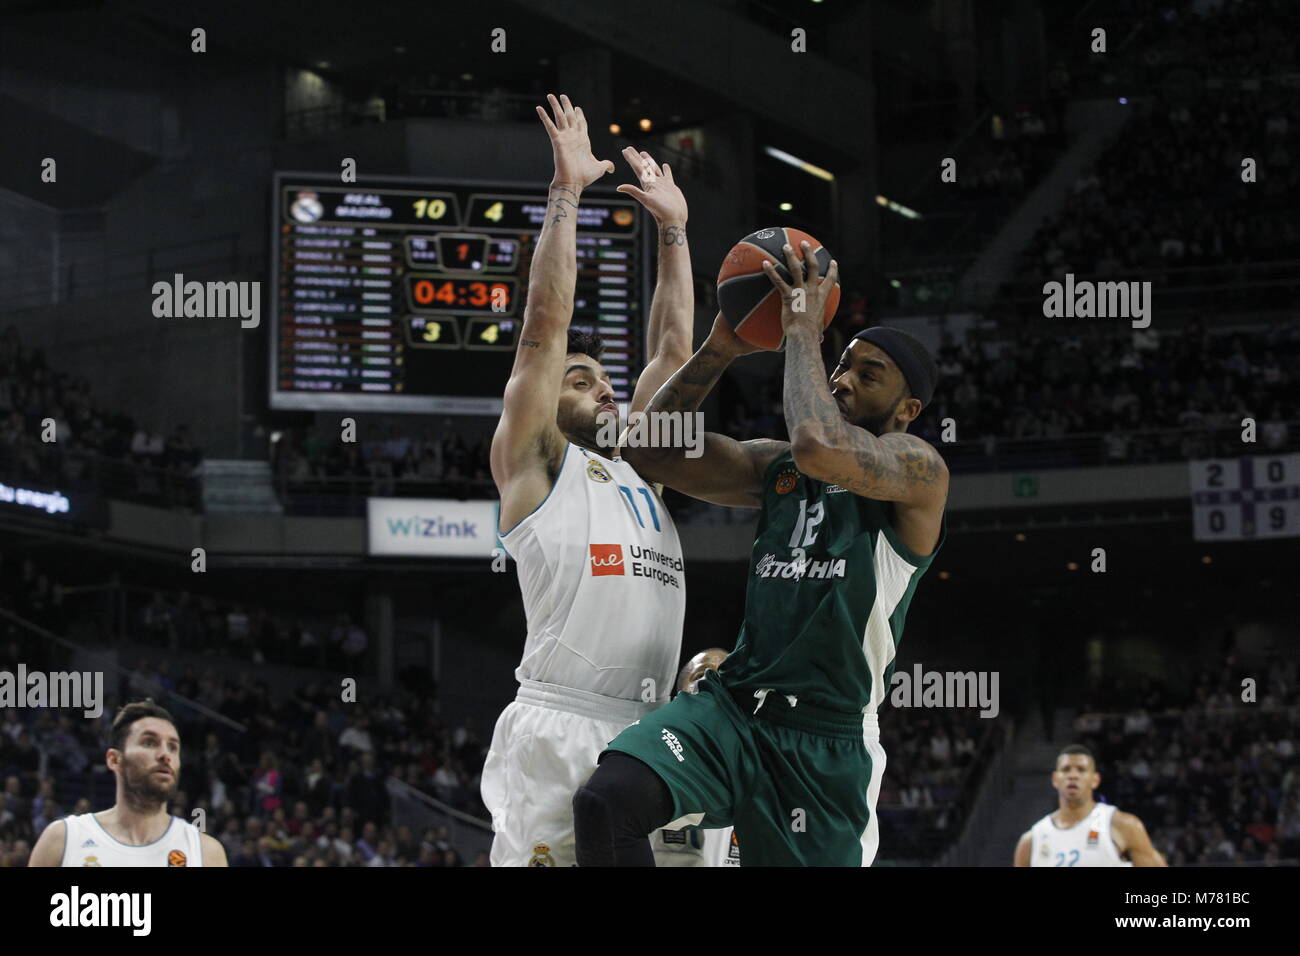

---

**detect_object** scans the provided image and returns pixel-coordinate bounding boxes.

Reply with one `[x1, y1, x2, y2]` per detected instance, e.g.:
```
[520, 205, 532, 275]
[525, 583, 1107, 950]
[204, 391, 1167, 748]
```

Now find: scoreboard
[270, 174, 649, 414]
[1189, 454, 1300, 541]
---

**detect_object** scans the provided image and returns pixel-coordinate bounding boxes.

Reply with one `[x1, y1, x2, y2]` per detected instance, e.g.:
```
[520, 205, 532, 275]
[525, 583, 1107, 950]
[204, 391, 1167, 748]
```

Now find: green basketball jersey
[719, 451, 945, 714]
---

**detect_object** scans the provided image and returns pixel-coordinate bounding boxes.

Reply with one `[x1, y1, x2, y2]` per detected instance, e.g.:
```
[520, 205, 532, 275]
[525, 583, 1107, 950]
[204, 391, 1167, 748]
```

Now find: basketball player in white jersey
[1014, 744, 1165, 867]
[29, 700, 226, 867]
[482, 93, 695, 866]
[651, 649, 740, 867]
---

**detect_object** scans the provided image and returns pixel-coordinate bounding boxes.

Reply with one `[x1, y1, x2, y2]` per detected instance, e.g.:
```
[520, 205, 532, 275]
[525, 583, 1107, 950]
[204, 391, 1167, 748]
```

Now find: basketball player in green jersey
[573, 242, 948, 866]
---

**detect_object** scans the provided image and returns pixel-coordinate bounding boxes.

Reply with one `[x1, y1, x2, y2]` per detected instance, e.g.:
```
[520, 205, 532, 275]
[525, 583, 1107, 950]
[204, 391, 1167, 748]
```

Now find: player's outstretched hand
[763, 240, 839, 335]
[536, 93, 615, 188]
[615, 147, 687, 225]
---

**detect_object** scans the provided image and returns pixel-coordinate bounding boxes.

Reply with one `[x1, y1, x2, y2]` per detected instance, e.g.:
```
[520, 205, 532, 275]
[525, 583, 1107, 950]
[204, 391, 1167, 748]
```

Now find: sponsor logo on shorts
[528, 842, 556, 866]
[589, 544, 624, 575]
[167, 850, 187, 867]
[586, 460, 612, 483]
[661, 729, 685, 762]
[754, 552, 846, 580]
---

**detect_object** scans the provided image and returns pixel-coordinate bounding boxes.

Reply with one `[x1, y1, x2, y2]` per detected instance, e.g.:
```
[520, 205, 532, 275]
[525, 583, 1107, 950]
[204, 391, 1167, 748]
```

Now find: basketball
[716, 226, 841, 350]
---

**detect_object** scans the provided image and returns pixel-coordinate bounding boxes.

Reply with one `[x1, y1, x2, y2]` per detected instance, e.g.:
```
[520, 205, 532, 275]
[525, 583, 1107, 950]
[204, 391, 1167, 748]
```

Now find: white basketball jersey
[1029, 802, 1131, 867]
[501, 444, 685, 702]
[651, 825, 740, 867]
[61, 812, 205, 867]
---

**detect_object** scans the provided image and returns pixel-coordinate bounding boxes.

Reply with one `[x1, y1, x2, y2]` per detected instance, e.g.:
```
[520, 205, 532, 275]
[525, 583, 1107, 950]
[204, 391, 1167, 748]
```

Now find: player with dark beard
[29, 700, 226, 867]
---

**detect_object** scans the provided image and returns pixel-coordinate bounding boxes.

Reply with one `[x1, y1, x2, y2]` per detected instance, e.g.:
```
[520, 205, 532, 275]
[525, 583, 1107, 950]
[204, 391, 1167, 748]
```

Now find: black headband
[851, 327, 936, 408]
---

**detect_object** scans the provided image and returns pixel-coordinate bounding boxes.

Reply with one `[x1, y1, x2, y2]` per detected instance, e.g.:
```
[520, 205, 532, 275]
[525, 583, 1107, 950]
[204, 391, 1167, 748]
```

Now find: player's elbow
[789, 425, 837, 478]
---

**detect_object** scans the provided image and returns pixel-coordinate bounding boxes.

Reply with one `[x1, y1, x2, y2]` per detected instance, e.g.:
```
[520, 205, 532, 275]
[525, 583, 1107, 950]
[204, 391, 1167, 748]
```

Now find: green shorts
[603, 671, 886, 866]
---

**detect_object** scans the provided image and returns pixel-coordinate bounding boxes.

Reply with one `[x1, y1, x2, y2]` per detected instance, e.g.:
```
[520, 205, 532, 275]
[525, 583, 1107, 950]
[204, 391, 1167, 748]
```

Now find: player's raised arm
[764, 242, 949, 511]
[622, 314, 787, 508]
[617, 147, 694, 417]
[490, 94, 615, 518]
[1111, 811, 1168, 866]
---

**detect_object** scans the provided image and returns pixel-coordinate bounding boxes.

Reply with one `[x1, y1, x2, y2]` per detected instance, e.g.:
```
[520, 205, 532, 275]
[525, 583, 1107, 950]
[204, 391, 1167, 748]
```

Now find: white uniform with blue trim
[1029, 802, 1131, 867]
[481, 443, 686, 866]
[60, 812, 204, 867]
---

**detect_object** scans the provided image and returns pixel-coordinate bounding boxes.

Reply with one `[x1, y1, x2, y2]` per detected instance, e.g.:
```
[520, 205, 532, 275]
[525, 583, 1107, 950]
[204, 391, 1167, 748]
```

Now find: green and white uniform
[605, 451, 944, 865]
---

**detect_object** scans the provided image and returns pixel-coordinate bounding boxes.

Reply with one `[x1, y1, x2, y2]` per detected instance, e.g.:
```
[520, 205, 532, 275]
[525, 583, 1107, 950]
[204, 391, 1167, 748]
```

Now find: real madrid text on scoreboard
[270, 174, 649, 414]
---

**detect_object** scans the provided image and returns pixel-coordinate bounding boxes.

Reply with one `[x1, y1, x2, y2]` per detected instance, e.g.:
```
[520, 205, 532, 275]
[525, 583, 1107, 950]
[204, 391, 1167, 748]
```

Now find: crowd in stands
[1018, 0, 1300, 288]
[130, 587, 371, 672]
[0, 326, 202, 497]
[877, 709, 996, 862]
[0, 550, 489, 867]
[273, 422, 491, 501]
[1074, 639, 1300, 866]
[910, 318, 1298, 462]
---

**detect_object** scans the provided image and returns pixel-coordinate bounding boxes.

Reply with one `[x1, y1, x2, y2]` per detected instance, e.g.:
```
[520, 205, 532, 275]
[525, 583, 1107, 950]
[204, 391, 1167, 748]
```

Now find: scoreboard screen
[270, 174, 649, 414]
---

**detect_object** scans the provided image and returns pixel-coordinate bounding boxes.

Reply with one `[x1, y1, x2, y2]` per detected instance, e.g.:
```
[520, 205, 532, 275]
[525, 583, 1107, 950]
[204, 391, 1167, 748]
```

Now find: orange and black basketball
[716, 226, 840, 350]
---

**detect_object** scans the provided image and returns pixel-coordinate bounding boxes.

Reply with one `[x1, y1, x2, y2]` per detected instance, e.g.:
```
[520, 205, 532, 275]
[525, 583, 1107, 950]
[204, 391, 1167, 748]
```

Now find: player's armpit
[627, 435, 787, 508]
[792, 429, 949, 507]
[1112, 811, 1167, 867]
[1013, 831, 1032, 867]
[28, 818, 67, 867]
[200, 832, 229, 867]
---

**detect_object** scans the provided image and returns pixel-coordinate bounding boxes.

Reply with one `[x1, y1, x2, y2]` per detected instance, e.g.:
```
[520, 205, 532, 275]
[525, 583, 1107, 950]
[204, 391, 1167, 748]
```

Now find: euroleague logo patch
[589, 544, 624, 575]
[774, 466, 798, 495]
[168, 849, 188, 867]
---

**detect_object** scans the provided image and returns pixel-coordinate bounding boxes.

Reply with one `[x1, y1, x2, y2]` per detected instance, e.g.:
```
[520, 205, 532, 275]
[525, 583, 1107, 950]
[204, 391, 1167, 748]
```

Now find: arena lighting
[638, 117, 652, 131]
[778, 202, 793, 211]
[1014, 532, 1026, 541]
[1202, 555, 1213, 564]
[315, 61, 330, 69]
[937, 570, 950, 580]
[270, 431, 283, 444]
[889, 278, 901, 288]
[875, 194, 922, 219]
[609, 123, 621, 135]
[763, 146, 835, 182]
[1067, 562, 1080, 571]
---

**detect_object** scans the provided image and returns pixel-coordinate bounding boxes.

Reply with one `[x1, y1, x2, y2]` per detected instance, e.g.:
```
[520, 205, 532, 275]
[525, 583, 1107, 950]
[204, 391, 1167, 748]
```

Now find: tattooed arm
[766, 241, 948, 555]
[617, 148, 694, 418]
[622, 315, 788, 508]
[491, 94, 614, 531]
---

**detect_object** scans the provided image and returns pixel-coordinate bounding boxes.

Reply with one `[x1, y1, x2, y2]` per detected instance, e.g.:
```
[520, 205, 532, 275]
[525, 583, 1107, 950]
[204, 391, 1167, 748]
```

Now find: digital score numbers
[270, 175, 647, 414]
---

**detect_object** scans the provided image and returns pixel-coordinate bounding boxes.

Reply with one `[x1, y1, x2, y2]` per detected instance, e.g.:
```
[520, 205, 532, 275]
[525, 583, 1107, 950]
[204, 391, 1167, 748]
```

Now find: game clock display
[270, 174, 647, 414]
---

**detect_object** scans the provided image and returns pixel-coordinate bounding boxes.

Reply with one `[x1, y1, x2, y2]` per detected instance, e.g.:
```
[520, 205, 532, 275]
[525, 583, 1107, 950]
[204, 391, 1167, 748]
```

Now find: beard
[558, 405, 617, 452]
[121, 760, 177, 808]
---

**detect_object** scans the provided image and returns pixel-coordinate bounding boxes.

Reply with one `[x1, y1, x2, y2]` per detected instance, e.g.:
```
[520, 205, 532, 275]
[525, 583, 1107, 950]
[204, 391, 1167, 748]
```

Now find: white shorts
[480, 680, 665, 867]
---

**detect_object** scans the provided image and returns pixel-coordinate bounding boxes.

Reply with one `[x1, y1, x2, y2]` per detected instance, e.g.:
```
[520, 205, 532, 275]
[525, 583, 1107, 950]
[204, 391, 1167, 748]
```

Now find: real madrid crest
[528, 842, 556, 867]
[774, 466, 798, 495]
[83, 855, 102, 867]
[586, 459, 612, 483]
